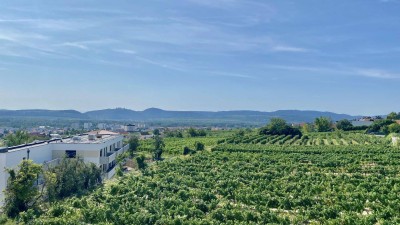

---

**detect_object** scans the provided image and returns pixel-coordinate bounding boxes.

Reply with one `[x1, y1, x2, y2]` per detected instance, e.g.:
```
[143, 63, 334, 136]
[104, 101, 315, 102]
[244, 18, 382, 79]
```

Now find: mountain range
[0, 108, 360, 124]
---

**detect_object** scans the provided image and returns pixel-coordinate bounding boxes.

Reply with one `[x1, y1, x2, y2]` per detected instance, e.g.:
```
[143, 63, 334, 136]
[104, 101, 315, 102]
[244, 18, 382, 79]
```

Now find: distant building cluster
[351, 116, 382, 127]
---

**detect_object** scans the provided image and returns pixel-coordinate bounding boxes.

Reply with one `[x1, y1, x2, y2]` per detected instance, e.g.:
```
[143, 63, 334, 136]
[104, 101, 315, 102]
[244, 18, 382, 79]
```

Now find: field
[26, 131, 400, 224]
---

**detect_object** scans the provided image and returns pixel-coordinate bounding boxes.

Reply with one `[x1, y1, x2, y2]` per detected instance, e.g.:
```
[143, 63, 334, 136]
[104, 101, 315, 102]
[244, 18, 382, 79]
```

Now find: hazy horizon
[1, 0, 399, 115]
[0, 107, 379, 117]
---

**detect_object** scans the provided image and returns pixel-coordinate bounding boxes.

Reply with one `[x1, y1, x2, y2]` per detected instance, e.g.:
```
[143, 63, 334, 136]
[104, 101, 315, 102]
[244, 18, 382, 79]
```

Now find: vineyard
[21, 130, 400, 224]
[219, 132, 389, 146]
[33, 144, 400, 224]
[138, 137, 221, 154]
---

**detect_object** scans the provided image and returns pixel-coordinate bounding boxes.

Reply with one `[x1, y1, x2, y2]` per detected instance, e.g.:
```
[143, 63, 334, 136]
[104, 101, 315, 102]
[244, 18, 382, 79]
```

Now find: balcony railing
[100, 144, 129, 165]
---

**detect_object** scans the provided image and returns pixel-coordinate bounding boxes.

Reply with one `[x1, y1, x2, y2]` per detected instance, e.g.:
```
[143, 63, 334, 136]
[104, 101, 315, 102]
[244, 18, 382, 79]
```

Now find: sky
[0, 0, 399, 115]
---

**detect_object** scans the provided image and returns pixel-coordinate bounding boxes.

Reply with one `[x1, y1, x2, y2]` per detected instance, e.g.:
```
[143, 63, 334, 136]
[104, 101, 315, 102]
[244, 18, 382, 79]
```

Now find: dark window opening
[66, 150, 76, 158]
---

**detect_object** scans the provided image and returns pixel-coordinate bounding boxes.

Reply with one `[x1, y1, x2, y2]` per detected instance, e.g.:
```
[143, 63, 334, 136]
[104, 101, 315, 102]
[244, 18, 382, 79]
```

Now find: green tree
[187, 127, 197, 137]
[314, 117, 332, 132]
[259, 118, 302, 136]
[195, 142, 205, 151]
[4, 160, 42, 218]
[4, 130, 33, 147]
[336, 119, 354, 131]
[43, 157, 101, 201]
[183, 146, 191, 155]
[165, 130, 183, 138]
[301, 123, 314, 133]
[187, 128, 207, 137]
[388, 123, 400, 133]
[127, 135, 140, 157]
[175, 131, 183, 138]
[367, 119, 395, 134]
[153, 135, 164, 160]
[136, 154, 147, 170]
[153, 129, 160, 135]
[387, 112, 400, 120]
[197, 129, 207, 137]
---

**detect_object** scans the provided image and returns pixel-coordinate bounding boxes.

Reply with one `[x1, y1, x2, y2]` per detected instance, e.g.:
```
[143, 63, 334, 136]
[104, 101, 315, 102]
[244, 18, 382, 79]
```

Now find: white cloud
[262, 64, 400, 79]
[355, 69, 399, 79]
[271, 45, 310, 53]
[113, 49, 137, 55]
[208, 71, 255, 79]
[60, 42, 89, 50]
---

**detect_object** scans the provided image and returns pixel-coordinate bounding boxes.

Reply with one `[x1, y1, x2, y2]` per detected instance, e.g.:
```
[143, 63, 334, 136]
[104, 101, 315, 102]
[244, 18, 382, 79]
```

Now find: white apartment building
[124, 124, 137, 132]
[0, 131, 129, 206]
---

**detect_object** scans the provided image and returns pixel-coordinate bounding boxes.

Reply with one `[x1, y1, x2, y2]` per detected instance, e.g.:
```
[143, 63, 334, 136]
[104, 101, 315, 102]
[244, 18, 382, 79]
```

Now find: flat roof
[0, 134, 122, 153]
[61, 134, 121, 144]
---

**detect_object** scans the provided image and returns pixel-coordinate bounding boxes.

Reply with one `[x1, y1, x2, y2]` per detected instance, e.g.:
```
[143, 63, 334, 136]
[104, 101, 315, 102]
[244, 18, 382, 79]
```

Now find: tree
[153, 129, 160, 135]
[127, 136, 140, 157]
[43, 157, 101, 201]
[187, 127, 197, 137]
[175, 131, 183, 138]
[153, 135, 164, 160]
[197, 129, 207, 137]
[336, 119, 354, 131]
[259, 118, 302, 136]
[367, 119, 395, 134]
[301, 123, 314, 133]
[4, 160, 42, 218]
[165, 130, 183, 138]
[195, 142, 205, 151]
[387, 112, 400, 120]
[4, 130, 33, 147]
[388, 123, 400, 133]
[314, 117, 332, 132]
[187, 128, 207, 137]
[183, 146, 191, 155]
[136, 154, 147, 170]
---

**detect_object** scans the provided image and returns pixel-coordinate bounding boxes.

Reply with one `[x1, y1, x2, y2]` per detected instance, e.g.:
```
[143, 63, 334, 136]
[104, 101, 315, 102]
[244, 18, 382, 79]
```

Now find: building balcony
[100, 144, 129, 165]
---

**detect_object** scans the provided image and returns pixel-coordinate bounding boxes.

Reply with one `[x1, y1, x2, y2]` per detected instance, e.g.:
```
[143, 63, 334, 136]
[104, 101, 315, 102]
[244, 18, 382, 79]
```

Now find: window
[65, 150, 76, 158]
[100, 149, 102, 157]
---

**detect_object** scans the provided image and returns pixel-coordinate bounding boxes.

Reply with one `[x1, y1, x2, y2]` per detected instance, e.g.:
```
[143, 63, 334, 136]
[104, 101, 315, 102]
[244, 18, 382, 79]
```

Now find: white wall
[0, 153, 7, 206]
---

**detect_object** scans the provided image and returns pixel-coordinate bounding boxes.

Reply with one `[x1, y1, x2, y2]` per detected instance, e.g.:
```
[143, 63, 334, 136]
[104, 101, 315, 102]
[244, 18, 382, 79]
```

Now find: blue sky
[0, 0, 399, 115]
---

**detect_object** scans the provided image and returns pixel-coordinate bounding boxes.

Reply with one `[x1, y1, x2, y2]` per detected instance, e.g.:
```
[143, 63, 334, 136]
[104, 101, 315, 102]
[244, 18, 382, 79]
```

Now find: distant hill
[0, 108, 359, 124]
[86, 108, 359, 123]
[0, 109, 87, 119]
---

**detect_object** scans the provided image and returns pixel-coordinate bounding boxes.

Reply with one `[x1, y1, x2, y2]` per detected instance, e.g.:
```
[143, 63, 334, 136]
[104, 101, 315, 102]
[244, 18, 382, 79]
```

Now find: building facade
[0, 131, 129, 206]
[124, 124, 137, 132]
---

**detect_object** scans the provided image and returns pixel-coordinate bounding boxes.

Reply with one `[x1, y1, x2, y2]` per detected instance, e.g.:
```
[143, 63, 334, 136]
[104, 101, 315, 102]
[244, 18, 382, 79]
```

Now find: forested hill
[0, 108, 358, 123]
[0, 109, 87, 119]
